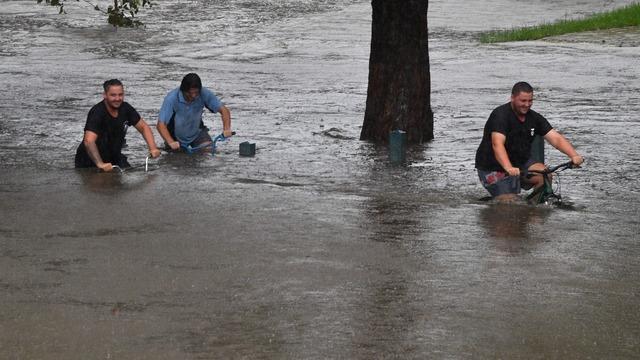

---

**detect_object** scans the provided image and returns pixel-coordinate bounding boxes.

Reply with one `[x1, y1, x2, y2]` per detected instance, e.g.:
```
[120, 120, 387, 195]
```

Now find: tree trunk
[360, 0, 433, 144]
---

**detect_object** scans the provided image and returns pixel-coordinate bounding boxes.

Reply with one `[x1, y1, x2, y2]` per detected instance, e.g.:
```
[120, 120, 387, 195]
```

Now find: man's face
[103, 85, 124, 109]
[184, 88, 200, 103]
[511, 91, 533, 116]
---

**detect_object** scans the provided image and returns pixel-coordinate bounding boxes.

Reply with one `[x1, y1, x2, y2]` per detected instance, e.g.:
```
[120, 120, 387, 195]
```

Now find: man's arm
[156, 121, 180, 150]
[134, 118, 161, 158]
[219, 105, 232, 137]
[544, 129, 584, 166]
[491, 132, 520, 176]
[158, 91, 181, 150]
[202, 89, 232, 137]
[83, 130, 113, 172]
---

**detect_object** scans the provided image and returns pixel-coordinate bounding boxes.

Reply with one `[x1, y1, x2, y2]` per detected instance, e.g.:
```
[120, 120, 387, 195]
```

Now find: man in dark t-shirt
[75, 79, 160, 171]
[475, 82, 584, 201]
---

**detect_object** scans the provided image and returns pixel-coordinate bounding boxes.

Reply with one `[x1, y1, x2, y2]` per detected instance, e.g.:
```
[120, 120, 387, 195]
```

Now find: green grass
[479, 3, 640, 43]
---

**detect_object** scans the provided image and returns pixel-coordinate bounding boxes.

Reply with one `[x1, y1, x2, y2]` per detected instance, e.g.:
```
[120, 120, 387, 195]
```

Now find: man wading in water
[75, 79, 161, 171]
[475, 81, 584, 202]
[156, 73, 232, 152]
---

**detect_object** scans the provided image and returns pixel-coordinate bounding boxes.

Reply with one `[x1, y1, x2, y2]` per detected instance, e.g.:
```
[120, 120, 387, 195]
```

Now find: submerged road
[1, 0, 639, 358]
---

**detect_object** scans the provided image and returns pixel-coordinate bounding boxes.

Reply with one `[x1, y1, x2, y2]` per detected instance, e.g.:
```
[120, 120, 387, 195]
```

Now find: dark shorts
[74, 148, 130, 169]
[477, 159, 538, 197]
[164, 128, 212, 151]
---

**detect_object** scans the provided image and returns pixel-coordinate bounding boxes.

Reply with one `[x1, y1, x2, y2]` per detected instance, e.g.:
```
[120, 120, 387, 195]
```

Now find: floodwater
[1, 0, 639, 358]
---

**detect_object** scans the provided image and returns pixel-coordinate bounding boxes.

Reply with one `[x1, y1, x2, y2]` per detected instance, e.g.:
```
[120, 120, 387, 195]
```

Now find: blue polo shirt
[158, 87, 223, 144]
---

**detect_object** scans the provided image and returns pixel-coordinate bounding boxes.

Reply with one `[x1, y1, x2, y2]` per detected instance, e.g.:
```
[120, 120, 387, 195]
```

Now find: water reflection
[351, 276, 416, 357]
[77, 168, 157, 193]
[349, 170, 424, 356]
[477, 203, 550, 254]
[365, 195, 423, 244]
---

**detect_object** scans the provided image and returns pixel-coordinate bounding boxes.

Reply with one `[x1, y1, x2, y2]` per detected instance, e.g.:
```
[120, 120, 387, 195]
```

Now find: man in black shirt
[75, 79, 161, 171]
[475, 82, 584, 201]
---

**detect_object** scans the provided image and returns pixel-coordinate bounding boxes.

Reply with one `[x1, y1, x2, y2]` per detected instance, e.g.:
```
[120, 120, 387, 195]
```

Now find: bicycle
[179, 131, 236, 155]
[525, 161, 579, 206]
[109, 131, 236, 173]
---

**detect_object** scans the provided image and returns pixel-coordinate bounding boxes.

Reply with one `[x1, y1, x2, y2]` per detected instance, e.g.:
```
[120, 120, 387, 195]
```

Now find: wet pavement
[1, 0, 640, 358]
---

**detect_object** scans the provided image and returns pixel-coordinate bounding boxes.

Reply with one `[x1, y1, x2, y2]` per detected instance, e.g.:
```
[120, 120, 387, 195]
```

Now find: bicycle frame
[140, 131, 236, 171]
[525, 161, 574, 205]
[180, 131, 235, 155]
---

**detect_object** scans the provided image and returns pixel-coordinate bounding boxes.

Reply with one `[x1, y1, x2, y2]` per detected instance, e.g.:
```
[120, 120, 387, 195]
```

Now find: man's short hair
[512, 81, 533, 95]
[103, 79, 123, 92]
[180, 73, 203, 92]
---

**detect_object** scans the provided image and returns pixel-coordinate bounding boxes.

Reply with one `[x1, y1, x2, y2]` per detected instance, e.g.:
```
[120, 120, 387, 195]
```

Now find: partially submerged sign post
[389, 129, 407, 163]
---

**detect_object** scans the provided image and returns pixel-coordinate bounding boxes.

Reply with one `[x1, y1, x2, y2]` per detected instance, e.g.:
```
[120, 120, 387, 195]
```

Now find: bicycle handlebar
[527, 161, 576, 175]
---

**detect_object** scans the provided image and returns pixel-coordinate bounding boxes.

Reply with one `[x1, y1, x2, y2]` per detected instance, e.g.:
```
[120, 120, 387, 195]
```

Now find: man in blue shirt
[157, 73, 232, 151]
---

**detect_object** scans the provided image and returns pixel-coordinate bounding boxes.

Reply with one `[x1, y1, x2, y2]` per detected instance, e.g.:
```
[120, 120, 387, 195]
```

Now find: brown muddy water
[1, 0, 639, 358]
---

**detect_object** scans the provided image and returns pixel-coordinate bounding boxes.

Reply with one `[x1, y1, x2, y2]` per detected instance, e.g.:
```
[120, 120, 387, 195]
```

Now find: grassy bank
[480, 3, 640, 43]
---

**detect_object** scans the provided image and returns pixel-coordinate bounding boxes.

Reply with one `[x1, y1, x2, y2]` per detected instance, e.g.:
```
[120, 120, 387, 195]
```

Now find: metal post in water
[531, 135, 545, 164]
[389, 129, 407, 163]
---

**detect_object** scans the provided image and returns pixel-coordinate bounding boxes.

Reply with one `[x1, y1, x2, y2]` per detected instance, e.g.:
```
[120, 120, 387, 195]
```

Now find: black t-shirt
[475, 102, 553, 171]
[75, 101, 141, 167]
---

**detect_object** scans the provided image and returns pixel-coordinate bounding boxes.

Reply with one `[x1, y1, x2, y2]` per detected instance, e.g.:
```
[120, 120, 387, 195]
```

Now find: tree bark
[360, 0, 433, 144]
